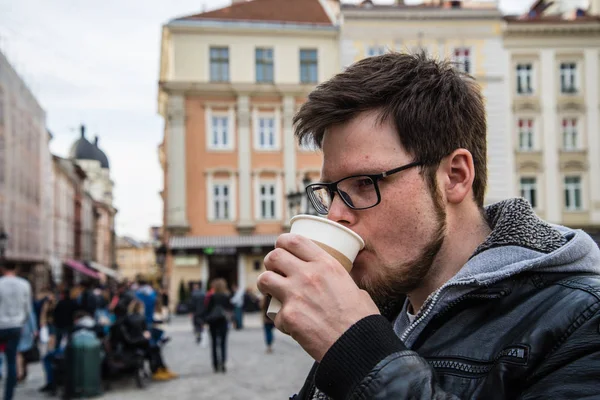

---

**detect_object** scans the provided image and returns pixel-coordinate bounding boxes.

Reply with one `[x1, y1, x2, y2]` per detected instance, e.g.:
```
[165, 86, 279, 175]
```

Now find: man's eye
[356, 178, 374, 188]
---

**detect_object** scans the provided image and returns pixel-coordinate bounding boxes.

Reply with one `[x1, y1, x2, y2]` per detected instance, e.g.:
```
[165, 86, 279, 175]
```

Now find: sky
[0, 0, 532, 241]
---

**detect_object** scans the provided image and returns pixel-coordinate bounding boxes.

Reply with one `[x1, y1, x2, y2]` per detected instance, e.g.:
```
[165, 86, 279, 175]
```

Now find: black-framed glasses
[305, 161, 423, 215]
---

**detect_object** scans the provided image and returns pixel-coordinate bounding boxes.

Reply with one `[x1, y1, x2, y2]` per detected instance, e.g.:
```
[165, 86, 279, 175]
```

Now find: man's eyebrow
[319, 168, 386, 183]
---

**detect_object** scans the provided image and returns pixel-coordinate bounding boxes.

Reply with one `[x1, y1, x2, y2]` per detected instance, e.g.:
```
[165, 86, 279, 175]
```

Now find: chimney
[80, 124, 85, 138]
[94, 136, 99, 147]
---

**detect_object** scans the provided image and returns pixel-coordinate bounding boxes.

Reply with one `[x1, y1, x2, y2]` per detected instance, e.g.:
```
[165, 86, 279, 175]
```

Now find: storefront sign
[174, 255, 199, 266]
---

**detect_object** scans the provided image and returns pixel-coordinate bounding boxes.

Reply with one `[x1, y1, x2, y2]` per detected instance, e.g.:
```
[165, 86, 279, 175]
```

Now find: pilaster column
[283, 95, 297, 223]
[585, 49, 600, 223]
[166, 94, 189, 232]
[237, 95, 254, 234]
[541, 50, 560, 223]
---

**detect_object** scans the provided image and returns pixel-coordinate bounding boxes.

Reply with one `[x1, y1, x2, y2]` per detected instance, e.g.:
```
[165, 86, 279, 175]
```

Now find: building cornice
[166, 19, 337, 36]
[341, 8, 502, 21]
[159, 81, 316, 97]
[505, 22, 600, 37]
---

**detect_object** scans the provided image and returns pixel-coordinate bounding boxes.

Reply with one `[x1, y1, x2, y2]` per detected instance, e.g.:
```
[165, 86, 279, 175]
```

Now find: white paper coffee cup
[266, 215, 365, 321]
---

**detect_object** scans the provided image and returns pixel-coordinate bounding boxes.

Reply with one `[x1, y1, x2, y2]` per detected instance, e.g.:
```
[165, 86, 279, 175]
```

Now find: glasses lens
[337, 175, 378, 209]
[307, 185, 331, 215]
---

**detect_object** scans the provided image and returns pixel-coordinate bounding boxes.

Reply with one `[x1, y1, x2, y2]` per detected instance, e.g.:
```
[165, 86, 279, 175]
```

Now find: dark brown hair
[293, 52, 487, 207]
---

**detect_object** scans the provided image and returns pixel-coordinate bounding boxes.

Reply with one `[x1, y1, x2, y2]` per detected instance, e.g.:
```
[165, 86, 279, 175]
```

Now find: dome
[69, 125, 110, 169]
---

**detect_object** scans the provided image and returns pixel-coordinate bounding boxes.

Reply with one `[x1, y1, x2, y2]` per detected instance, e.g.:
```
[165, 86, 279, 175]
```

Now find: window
[516, 64, 533, 94]
[300, 49, 318, 84]
[520, 177, 537, 209]
[564, 176, 582, 211]
[213, 183, 230, 220]
[256, 48, 274, 83]
[518, 119, 534, 151]
[210, 47, 229, 82]
[453, 48, 471, 74]
[257, 117, 276, 150]
[211, 116, 229, 149]
[367, 46, 386, 57]
[259, 183, 276, 220]
[562, 118, 578, 151]
[560, 62, 577, 94]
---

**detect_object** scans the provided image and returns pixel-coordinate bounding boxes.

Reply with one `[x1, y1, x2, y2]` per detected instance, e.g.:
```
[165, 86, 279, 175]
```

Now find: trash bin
[65, 330, 103, 399]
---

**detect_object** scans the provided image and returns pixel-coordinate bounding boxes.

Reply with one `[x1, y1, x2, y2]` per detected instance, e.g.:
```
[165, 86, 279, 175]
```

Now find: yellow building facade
[157, 0, 339, 307]
[116, 237, 157, 281]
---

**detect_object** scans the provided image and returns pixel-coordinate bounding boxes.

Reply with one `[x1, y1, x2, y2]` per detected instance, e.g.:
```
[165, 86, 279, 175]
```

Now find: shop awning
[65, 260, 100, 280]
[87, 261, 122, 281]
[169, 234, 279, 250]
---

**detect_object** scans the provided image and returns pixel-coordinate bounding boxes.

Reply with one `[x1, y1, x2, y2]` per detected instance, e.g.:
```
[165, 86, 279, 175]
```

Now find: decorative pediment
[518, 160, 542, 172]
[513, 99, 540, 113]
[557, 101, 586, 113]
[561, 160, 587, 171]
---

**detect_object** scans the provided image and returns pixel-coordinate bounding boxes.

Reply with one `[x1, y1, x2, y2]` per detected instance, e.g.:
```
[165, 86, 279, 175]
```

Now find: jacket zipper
[432, 289, 510, 323]
[428, 359, 493, 375]
[400, 279, 476, 342]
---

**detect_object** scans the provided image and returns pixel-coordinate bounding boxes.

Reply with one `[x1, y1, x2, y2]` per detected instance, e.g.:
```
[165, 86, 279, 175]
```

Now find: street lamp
[286, 174, 317, 218]
[302, 175, 314, 214]
[0, 229, 8, 259]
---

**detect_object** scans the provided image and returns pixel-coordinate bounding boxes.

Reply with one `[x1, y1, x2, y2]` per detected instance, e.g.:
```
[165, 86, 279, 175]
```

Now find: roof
[342, 1, 499, 12]
[170, 234, 279, 250]
[173, 0, 333, 26]
[69, 125, 110, 169]
[505, 0, 600, 24]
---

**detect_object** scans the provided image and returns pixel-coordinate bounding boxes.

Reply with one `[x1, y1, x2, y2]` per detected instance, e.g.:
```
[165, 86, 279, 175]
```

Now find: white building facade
[505, 12, 600, 230]
[339, 1, 513, 205]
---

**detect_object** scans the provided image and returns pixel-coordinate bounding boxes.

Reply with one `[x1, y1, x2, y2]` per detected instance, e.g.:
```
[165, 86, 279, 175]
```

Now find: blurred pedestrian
[230, 283, 244, 330]
[16, 305, 38, 382]
[0, 263, 32, 400]
[160, 287, 170, 323]
[203, 278, 231, 373]
[135, 279, 157, 327]
[189, 283, 205, 345]
[260, 296, 275, 354]
[38, 291, 55, 355]
[53, 289, 77, 349]
[125, 300, 177, 381]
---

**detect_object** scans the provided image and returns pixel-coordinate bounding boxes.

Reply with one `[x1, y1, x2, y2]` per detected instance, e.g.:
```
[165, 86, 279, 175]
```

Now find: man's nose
[326, 192, 355, 227]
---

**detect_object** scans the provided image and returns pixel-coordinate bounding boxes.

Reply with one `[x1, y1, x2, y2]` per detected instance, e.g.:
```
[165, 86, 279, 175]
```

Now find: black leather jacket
[294, 271, 600, 399]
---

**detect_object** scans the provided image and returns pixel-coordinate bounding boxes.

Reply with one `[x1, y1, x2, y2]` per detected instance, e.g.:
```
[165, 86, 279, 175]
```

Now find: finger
[276, 233, 324, 263]
[264, 246, 304, 277]
[256, 270, 290, 304]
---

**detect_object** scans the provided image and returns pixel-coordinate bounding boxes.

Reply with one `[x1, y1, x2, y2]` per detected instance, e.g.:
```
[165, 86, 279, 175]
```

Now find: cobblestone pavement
[16, 314, 314, 400]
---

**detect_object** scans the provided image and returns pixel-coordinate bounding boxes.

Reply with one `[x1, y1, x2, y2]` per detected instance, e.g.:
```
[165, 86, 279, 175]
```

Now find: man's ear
[438, 149, 475, 205]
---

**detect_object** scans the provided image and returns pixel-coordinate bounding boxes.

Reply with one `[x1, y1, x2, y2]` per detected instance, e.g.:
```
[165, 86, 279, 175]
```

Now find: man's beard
[357, 188, 447, 319]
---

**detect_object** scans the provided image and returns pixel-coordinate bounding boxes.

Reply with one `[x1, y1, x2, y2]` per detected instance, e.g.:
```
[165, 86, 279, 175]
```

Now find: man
[53, 289, 77, 349]
[229, 283, 245, 330]
[257, 52, 600, 399]
[135, 279, 157, 327]
[0, 264, 32, 400]
[189, 282, 206, 344]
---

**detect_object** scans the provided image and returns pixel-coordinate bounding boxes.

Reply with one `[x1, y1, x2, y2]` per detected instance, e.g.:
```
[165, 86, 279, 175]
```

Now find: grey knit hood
[393, 197, 600, 347]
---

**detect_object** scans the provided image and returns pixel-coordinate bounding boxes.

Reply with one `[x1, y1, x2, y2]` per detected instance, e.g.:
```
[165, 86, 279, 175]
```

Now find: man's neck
[408, 207, 491, 314]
